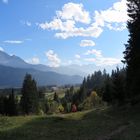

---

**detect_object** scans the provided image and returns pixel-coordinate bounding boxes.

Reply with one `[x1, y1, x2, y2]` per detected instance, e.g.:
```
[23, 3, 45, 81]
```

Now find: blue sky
[0, 0, 128, 68]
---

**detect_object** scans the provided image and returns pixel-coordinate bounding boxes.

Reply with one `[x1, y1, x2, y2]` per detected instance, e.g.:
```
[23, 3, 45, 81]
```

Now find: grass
[0, 105, 140, 140]
[45, 91, 65, 100]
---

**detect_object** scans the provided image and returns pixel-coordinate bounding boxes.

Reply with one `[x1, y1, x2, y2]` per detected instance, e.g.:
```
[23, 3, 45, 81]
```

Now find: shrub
[58, 104, 64, 113]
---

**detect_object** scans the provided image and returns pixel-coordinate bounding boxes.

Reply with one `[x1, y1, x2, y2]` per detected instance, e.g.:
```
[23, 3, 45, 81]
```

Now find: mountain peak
[0, 51, 28, 68]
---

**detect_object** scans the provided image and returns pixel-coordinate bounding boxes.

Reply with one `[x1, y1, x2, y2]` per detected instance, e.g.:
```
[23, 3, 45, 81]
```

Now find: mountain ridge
[0, 64, 83, 88]
[0, 50, 115, 76]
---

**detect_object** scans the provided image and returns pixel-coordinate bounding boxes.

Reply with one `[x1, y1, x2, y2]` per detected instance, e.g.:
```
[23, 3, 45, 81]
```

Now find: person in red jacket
[71, 104, 77, 112]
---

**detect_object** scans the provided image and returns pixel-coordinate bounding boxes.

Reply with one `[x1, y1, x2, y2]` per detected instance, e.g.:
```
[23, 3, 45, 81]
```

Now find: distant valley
[0, 50, 115, 88]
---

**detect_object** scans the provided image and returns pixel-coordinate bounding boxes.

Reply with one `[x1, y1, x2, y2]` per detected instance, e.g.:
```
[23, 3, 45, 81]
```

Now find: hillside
[0, 105, 140, 140]
[0, 65, 83, 88]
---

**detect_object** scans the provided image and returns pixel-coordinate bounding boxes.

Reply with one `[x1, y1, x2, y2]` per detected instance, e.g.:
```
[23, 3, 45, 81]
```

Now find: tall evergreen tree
[123, 0, 140, 101]
[53, 92, 59, 102]
[0, 90, 18, 116]
[102, 74, 113, 104]
[111, 68, 126, 105]
[0, 96, 5, 115]
[79, 78, 87, 102]
[20, 74, 39, 114]
[7, 89, 18, 116]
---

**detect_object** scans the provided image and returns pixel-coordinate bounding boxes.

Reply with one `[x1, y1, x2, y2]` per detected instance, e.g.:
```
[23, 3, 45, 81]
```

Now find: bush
[58, 104, 64, 112]
[83, 91, 102, 110]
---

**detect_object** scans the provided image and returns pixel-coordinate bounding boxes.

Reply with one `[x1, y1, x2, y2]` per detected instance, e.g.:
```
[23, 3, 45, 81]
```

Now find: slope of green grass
[0, 105, 140, 140]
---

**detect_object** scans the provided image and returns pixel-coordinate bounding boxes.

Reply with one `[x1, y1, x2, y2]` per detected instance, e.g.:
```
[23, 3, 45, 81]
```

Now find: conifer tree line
[74, 0, 140, 106]
[75, 0, 140, 106]
[0, 89, 18, 116]
[71, 68, 126, 106]
[0, 67, 127, 116]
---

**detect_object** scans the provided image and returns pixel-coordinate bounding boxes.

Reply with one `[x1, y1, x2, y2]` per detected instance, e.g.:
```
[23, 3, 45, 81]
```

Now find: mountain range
[0, 50, 116, 88]
[0, 51, 83, 88]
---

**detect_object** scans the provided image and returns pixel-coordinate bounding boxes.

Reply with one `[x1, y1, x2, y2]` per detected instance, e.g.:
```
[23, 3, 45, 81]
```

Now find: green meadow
[0, 105, 140, 140]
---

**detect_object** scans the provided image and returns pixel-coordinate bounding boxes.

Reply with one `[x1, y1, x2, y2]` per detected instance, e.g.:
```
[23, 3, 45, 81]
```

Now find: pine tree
[102, 75, 113, 104]
[7, 89, 17, 116]
[20, 74, 39, 114]
[3, 96, 8, 115]
[123, 0, 140, 102]
[79, 78, 87, 102]
[53, 92, 59, 102]
[111, 68, 126, 105]
[0, 96, 5, 115]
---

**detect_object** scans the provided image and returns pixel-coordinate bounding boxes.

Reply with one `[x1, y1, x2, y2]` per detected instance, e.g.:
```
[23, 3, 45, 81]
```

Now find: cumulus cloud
[55, 25, 102, 39]
[106, 23, 126, 31]
[39, 2, 103, 39]
[56, 26, 102, 39]
[56, 3, 91, 24]
[84, 49, 121, 66]
[26, 57, 40, 64]
[80, 40, 95, 47]
[94, 0, 128, 31]
[45, 50, 61, 67]
[0, 47, 4, 52]
[39, 19, 75, 32]
[39, 0, 128, 39]
[4, 40, 23, 44]
[39, 18, 102, 39]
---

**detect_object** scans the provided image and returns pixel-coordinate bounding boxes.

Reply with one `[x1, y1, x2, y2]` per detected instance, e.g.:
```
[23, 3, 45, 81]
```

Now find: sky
[0, 0, 129, 68]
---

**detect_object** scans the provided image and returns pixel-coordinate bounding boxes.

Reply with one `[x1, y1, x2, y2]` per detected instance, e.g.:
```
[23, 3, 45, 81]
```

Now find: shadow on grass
[0, 107, 140, 140]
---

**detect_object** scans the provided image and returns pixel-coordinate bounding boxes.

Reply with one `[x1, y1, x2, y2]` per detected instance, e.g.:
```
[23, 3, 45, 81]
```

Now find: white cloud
[39, 19, 75, 32]
[96, 57, 121, 66]
[55, 25, 103, 39]
[39, 2, 102, 39]
[85, 56, 121, 66]
[106, 23, 126, 31]
[94, 0, 128, 31]
[80, 40, 95, 47]
[40, 18, 102, 39]
[56, 3, 91, 24]
[45, 50, 61, 67]
[4, 40, 23, 44]
[39, 0, 128, 39]
[2, 0, 8, 4]
[75, 54, 81, 59]
[85, 49, 102, 57]
[84, 49, 121, 66]
[0, 47, 4, 52]
[26, 57, 40, 64]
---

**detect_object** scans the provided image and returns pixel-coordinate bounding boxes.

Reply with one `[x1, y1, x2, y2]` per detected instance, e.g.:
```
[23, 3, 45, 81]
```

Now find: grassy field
[45, 91, 65, 100]
[0, 105, 140, 140]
